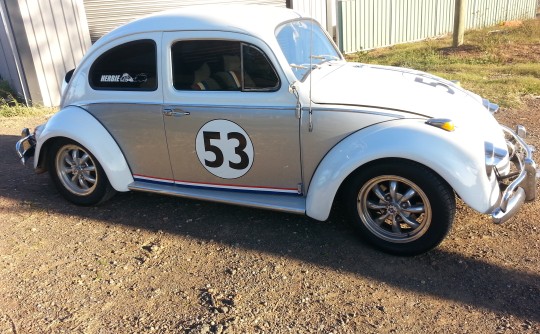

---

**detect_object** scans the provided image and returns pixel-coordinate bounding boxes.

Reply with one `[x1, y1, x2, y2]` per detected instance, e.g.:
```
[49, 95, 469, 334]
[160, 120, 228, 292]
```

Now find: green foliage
[0, 78, 52, 117]
[348, 20, 540, 108]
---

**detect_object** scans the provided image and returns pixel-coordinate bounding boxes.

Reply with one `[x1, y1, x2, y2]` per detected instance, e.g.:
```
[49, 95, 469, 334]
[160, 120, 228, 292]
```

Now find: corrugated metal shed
[84, 0, 288, 42]
[0, 0, 27, 102]
[0, 0, 90, 106]
[338, 0, 537, 53]
[293, 0, 329, 31]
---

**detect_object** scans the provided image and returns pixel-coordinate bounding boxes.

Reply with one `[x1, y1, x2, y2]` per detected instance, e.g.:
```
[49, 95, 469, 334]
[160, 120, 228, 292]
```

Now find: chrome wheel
[55, 144, 98, 196]
[357, 175, 432, 243]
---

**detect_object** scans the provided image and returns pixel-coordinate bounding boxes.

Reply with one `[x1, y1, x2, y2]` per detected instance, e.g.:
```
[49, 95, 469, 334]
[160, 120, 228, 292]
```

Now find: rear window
[89, 39, 157, 91]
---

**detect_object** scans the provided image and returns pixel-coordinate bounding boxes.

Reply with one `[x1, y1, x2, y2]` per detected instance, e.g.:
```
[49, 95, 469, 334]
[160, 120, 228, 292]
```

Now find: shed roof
[93, 5, 305, 48]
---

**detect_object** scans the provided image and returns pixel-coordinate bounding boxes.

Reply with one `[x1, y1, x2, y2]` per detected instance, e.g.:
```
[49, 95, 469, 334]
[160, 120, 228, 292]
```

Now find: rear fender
[305, 119, 500, 221]
[35, 106, 133, 191]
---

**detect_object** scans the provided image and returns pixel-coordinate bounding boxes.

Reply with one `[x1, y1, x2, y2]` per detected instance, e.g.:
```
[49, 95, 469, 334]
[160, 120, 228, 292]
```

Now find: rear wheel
[346, 160, 455, 255]
[48, 139, 115, 205]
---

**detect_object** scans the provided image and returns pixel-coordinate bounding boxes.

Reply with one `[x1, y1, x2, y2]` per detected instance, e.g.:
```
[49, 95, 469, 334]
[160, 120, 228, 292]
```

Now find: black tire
[345, 160, 455, 255]
[48, 139, 115, 206]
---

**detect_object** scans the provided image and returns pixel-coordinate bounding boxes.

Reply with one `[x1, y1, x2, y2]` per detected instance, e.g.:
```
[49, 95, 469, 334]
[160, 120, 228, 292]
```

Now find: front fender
[306, 119, 500, 221]
[35, 106, 133, 191]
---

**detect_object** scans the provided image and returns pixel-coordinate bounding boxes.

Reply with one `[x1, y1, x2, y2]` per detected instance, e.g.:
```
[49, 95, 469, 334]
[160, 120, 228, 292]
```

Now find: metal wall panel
[84, 0, 287, 42]
[338, 0, 537, 53]
[0, 0, 90, 106]
[292, 0, 328, 30]
[0, 0, 27, 102]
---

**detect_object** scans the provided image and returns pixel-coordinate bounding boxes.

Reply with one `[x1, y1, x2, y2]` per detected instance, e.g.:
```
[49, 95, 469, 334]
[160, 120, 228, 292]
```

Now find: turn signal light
[426, 118, 455, 132]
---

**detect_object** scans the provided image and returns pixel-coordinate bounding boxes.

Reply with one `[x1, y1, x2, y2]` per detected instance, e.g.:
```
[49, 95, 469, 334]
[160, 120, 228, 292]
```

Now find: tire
[48, 139, 115, 206]
[345, 160, 455, 255]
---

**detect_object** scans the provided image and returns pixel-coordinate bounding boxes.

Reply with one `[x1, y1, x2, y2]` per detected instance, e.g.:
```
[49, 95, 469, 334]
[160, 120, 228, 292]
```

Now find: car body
[16, 5, 537, 255]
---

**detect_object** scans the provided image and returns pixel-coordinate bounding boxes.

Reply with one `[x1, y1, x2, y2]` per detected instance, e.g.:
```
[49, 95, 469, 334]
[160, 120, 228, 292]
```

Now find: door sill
[128, 181, 306, 215]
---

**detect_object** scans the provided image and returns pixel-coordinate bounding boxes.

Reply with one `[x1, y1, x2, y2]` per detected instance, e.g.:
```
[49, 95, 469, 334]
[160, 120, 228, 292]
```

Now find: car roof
[93, 5, 305, 48]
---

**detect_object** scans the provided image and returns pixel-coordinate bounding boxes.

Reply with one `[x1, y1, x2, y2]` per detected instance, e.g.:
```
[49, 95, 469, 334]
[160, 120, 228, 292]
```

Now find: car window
[242, 45, 279, 91]
[276, 20, 342, 81]
[89, 39, 157, 91]
[171, 40, 279, 92]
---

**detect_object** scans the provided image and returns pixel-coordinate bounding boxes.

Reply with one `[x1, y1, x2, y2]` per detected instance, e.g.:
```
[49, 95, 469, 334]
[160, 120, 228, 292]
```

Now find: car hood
[310, 62, 499, 129]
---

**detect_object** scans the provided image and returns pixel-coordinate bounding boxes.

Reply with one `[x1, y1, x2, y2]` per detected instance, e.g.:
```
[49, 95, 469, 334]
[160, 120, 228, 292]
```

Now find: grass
[0, 79, 53, 117]
[348, 19, 540, 108]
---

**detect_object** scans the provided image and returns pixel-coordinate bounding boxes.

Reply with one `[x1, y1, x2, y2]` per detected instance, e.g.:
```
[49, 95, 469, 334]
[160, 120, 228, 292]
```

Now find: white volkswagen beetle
[16, 6, 537, 255]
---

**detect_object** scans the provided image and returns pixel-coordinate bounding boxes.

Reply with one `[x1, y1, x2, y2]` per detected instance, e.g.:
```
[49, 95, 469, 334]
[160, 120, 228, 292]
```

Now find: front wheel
[345, 160, 455, 255]
[48, 139, 115, 205]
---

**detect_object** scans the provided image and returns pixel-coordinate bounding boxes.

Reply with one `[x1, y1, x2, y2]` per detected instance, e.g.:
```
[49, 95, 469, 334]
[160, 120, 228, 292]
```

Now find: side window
[242, 45, 279, 91]
[89, 40, 157, 91]
[171, 40, 279, 92]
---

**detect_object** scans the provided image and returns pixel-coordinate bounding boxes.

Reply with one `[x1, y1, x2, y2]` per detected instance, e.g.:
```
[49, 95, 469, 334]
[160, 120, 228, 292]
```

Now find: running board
[128, 181, 306, 215]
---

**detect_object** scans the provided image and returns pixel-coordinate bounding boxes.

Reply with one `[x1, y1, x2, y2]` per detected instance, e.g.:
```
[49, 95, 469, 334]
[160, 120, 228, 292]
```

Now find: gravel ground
[0, 98, 539, 333]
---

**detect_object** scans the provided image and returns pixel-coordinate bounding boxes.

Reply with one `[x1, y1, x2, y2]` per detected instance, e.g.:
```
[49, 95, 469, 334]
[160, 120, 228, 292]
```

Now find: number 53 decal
[195, 120, 254, 179]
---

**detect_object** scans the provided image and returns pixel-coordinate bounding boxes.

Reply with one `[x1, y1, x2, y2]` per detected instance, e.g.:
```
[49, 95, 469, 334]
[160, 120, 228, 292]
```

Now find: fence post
[453, 0, 467, 47]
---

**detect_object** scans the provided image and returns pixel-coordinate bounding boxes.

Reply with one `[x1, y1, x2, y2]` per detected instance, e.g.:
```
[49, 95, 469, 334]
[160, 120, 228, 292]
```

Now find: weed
[0, 79, 53, 117]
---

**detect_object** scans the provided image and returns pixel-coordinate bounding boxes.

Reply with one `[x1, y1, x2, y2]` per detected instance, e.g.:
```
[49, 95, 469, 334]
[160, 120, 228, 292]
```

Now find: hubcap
[357, 176, 432, 243]
[55, 144, 97, 196]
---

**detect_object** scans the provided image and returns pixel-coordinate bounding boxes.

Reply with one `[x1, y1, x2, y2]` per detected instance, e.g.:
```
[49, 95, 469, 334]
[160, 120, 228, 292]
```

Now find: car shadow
[1, 133, 539, 322]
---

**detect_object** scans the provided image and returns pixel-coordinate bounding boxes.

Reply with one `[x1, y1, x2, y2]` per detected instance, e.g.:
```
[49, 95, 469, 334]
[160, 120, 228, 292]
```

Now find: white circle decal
[195, 120, 254, 179]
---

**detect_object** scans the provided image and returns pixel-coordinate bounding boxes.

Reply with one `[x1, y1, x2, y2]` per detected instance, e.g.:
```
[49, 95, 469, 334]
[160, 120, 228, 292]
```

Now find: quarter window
[171, 40, 279, 91]
[89, 39, 157, 91]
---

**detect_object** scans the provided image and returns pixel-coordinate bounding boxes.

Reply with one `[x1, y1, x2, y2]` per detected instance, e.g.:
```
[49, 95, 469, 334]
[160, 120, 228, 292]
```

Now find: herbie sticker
[195, 120, 254, 179]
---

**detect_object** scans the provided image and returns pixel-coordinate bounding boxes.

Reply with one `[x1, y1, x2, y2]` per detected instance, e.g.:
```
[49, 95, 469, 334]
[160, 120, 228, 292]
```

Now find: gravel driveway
[1, 100, 539, 333]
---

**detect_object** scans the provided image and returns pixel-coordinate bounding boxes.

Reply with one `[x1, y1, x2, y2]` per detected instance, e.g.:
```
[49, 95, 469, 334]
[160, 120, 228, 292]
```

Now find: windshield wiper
[310, 54, 340, 62]
[290, 64, 309, 70]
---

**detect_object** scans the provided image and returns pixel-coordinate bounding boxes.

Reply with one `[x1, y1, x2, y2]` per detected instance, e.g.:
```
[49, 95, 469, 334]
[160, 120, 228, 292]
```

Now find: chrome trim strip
[133, 175, 301, 195]
[172, 104, 294, 111]
[83, 102, 294, 111]
[128, 181, 306, 215]
[309, 107, 406, 119]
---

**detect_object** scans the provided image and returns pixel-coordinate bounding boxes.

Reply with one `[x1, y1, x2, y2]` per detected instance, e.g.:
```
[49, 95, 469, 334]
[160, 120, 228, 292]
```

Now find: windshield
[276, 19, 342, 80]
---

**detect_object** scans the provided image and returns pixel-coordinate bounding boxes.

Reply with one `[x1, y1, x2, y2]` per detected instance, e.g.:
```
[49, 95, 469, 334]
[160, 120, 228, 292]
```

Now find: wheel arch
[305, 119, 500, 221]
[336, 157, 453, 200]
[34, 106, 134, 192]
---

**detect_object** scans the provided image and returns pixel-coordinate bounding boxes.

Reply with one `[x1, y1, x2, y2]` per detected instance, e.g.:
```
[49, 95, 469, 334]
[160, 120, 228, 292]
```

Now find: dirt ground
[0, 97, 539, 333]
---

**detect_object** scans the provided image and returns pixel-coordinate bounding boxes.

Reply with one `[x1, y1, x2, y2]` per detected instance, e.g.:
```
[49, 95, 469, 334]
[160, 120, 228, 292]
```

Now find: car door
[83, 33, 173, 181]
[161, 32, 302, 196]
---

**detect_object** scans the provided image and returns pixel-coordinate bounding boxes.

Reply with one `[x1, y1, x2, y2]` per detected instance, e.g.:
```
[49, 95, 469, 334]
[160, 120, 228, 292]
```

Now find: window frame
[170, 39, 281, 93]
[89, 39, 158, 92]
[240, 43, 281, 92]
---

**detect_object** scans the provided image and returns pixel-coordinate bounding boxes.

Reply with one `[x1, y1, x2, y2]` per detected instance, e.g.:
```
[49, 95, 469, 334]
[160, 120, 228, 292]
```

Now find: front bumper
[491, 125, 537, 224]
[15, 128, 36, 165]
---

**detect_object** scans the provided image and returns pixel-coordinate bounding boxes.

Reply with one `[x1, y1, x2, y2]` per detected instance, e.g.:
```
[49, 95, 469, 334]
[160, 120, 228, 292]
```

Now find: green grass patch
[1, 79, 53, 117]
[348, 20, 540, 108]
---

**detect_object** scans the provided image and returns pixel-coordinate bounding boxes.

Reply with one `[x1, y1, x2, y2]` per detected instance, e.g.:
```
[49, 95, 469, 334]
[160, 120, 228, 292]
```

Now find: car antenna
[308, 3, 314, 132]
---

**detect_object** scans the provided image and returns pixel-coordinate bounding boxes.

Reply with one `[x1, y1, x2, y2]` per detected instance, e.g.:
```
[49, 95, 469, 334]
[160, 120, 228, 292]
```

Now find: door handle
[163, 108, 190, 117]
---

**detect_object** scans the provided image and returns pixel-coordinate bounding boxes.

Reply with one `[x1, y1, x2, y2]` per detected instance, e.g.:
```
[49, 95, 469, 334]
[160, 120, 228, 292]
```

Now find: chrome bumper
[15, 128, 36, 165]
[492, 125, 537, 224]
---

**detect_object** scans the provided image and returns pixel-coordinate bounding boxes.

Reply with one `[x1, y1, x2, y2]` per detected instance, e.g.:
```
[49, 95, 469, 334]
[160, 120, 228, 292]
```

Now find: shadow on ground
[1, 133, 539, 322]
